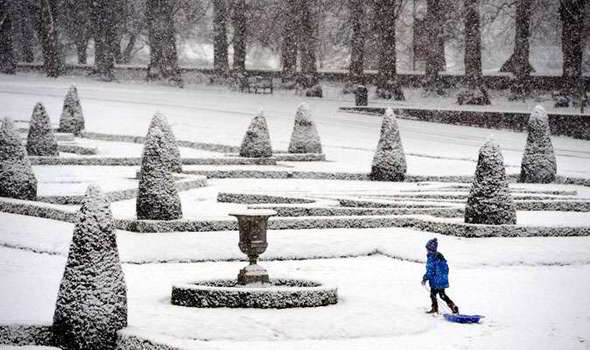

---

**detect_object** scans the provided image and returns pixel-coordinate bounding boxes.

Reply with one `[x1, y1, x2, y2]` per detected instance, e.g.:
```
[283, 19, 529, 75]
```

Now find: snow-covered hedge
[137, 127, 183, 220]
[0, 118, 37, 200]
[116, 333, 180, 350]
[288, 103, 323, 154]
[239, 110, 273, 158]
[28, 156, 277, 166]
[225, 152, 326, 162]
[146, 113, 182, 172]
[249, 205, 465, 218]
[37, 177, 206, 205]
[0, 197, 77, 222]
[370, 108, 407, 181]
[217, 192, 315, 204]
[57, 144, 98, 155]
[58, 85, 85, 136]
[26, 103, 58, 156]
[0, 324, 53, 347]
[465, 140, 517, 225]
[81, 131, 240, 153]
[53, 186, 127, 350]
[520, 105, 557, 183]
[171, 279, 338, 308]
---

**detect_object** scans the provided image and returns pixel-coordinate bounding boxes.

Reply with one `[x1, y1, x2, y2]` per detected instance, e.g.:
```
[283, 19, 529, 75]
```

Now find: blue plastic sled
[443, 313, 484, 324]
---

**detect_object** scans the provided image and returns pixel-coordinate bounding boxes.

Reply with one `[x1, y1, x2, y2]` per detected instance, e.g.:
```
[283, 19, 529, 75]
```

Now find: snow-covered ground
[1, 73, 590, 349]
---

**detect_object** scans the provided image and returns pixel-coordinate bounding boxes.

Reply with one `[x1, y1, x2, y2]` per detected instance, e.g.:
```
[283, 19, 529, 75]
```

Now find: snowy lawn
[1, 248, 589, 350]
[1, 74, 589, 178]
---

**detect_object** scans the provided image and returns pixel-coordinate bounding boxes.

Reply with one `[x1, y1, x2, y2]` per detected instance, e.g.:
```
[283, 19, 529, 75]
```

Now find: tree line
[0, 0, 587, 95]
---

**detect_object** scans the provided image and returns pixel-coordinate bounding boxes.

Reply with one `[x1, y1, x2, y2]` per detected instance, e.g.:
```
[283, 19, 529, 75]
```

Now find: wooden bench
[240, 75, 273, 94]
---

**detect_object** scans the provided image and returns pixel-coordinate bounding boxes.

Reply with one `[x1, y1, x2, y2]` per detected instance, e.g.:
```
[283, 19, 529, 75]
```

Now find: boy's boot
[447, 301, 459, 314]
[426, 303, 438, 314]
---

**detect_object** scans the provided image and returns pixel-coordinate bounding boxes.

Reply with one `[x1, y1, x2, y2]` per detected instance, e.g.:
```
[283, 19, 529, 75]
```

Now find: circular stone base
[171, 278, 338, 308]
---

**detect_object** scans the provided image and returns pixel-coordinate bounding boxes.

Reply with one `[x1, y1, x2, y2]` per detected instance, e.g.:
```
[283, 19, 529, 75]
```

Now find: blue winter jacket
[423, 252, 449, 289]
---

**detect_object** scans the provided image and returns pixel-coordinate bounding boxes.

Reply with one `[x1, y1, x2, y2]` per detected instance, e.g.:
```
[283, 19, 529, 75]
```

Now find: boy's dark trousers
[430, 288, 457, 312]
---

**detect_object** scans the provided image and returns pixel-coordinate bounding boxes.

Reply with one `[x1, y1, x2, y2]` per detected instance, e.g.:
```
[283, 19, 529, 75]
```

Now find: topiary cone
[370, 108, 407, 181]
[145, 112, 182, 172]
[59, 85, 85, 136]
[136, 126, 183, 220]
[239, 109, 273, 158]
[0, 117, 37, 200]
[288, 103, 322, 154]
[465, 140, 516, 225]
[53, 185, 127, 350]
[520, 105, 557, 183]
[27, 102, 59, 156]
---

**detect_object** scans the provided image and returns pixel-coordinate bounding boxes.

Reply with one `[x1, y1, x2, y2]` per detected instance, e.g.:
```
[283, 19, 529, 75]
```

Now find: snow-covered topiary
[239, 110, 272, 158]
[52, 185, 127, 350]
[369, 108, 407, 181]
[26, 102, 59, 156]
[465, 140, 516, 225]
[520, 105, 557, 183]
[288, 103, 322, 154]
[0, 117, 37, 200]
[145, 112, 182, 172]
[59, 85, 85, 136]
[137, 127, 183, 220]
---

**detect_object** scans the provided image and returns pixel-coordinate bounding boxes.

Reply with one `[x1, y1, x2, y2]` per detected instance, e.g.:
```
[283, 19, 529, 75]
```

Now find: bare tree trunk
[146, 0, 183, 86]
[91, 0, 117, 81]
[373, 0, 404, 99]
[299, 0, 317, 74]
[282, 0, 299, 76]
[500, 0, 534, 75]
[423, 0, 446, 94]
[13, 1, 35, 63]
[213, 0, 229, 73]
[464, 0, 482, 87]
[348, 0, 366, 84]
[560, 0, 586, 96]
[0, 0, 16, 74]
[30, 0, 64, 77]
[232, 0, 247, 71]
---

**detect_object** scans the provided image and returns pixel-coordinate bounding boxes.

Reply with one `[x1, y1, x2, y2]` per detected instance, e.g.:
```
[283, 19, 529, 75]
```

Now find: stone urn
[229, 209, 276, 285]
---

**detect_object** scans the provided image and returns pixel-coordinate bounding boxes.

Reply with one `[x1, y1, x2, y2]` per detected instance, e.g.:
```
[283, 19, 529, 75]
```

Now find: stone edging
[171, 279, 338, 308]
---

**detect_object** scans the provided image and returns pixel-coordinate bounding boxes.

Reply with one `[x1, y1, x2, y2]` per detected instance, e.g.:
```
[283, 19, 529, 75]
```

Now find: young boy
[421, 238, 460, 314]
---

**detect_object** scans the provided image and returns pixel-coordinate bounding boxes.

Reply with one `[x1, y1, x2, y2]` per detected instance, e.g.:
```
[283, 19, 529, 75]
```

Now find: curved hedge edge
[38, 177, 208, 205]
[0, 197, 77, 222]
[171, 279, 338, 309]
[217, 192, 315, 204]
[80, 131, 240, 154]
[29, 157, 276, 166]
[225, 152, 327, 162]
[116, 332, 188, 350]
[57, 144, 98, 155]
[0, 324, 54, 347]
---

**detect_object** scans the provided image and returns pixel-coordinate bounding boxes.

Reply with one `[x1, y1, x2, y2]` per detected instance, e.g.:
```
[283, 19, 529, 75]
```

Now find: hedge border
[185, 169, 590, 187]
[37, 176, 208, 205]
[16, 63, 590, 91]
[225, 152, 326, 162]
[218, 192, 316, 204]
[57, 144, 98, 155]
[0, 324, 53, 347]
[29, 156, 277, 166]
[339, 106, 590, 140]
[81, 131, 240, 154]
[171, 278, 338, 309]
